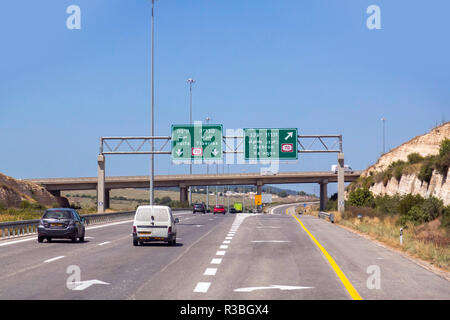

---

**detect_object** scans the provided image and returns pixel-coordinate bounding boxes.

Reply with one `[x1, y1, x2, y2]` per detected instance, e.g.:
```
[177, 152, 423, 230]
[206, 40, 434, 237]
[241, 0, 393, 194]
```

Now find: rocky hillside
[0, 173, 68, 208]
[350, 122, 450, 205]
[364, 123, 450, 177]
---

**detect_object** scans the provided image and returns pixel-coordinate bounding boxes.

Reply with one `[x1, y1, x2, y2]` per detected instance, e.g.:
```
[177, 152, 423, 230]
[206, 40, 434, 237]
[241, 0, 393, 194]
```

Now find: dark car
[37, 208, 86, 243]
[213, 205, 226, 215]
[193, 203, 206, 214]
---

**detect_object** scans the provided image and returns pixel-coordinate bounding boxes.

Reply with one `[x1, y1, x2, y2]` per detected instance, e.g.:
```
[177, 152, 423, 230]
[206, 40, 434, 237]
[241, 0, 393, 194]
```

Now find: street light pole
[150, 0, 155, 206]
[205, 116, 211, 211]
[187, 78, 195, 205]
[381, 117, 386, 154]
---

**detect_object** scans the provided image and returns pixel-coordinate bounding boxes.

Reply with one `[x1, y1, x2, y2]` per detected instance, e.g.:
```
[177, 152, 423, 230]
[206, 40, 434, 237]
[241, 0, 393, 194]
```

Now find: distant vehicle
[132, 205, 179, 246]
[38, 208, 85, 243]
[213, 205, 226, 215]
[233, 202, 243, 213]
[331, 164, 353, 174]
[192, 203, 206, 214]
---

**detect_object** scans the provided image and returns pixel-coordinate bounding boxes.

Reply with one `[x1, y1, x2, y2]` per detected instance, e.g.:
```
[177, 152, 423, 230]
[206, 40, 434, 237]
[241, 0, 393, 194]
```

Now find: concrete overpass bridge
[25, 171, 361, 212]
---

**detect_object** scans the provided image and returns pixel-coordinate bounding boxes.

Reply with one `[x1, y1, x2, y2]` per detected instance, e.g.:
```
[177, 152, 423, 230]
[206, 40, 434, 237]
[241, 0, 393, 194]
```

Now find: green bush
[440, 205, 450, 229]
[20, 200, 32, 209]
[348, 188, 375, 208]
[421, 197, 444, 220]
[400, 205, 429, 226]
[418, 160, 434, 184]
[325, 200, 337, 211]
[439, 138, 450, 157]
[398, 194, 425, 216]
[374, 194, 401, 215]
[407, 153, 424, 164]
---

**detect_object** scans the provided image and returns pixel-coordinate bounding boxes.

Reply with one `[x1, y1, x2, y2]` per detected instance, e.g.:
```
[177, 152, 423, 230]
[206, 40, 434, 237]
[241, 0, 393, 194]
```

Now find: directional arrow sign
[284, 131, 293, 140]
[172, 124, 223, 161]
[234, 285, 313, 293]
[244, 128, 298, 160]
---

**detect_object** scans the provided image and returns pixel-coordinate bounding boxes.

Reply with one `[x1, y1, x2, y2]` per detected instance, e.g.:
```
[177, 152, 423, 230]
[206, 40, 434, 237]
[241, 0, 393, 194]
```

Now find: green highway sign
[244, 128, 298, 160]
[171, 124, 223, 161]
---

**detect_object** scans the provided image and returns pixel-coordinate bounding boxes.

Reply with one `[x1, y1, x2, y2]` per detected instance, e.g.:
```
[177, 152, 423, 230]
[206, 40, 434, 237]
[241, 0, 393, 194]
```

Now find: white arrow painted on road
[284, 132, 293, 140]
[234, 285, 313, 293]
[71, 280, 110, 291]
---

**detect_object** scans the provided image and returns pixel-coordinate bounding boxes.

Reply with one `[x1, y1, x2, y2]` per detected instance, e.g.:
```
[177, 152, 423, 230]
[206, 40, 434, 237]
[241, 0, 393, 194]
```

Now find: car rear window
[43, 210, 73, 219]
[216, 205, 224, 208]
[136, 208, 169, 222]
[194, 204, 203, 207]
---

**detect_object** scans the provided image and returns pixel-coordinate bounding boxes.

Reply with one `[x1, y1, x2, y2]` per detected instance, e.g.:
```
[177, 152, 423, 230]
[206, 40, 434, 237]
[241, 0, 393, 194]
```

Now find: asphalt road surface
[0, 205, 448, 300]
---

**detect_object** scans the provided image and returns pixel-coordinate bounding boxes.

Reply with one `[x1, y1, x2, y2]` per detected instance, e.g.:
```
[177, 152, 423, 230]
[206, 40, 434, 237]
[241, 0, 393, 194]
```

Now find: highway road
[0, 205, 448, 300]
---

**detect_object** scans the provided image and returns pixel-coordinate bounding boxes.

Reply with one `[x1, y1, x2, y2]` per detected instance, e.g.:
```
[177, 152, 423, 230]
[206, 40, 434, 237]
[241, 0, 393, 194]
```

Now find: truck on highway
[331, 164, 353, 174]
[231, 202, 243, 213]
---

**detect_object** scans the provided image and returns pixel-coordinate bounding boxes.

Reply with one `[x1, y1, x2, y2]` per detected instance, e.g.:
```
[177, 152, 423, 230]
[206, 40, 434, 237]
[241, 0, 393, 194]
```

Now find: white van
[132, 205, 179, 246]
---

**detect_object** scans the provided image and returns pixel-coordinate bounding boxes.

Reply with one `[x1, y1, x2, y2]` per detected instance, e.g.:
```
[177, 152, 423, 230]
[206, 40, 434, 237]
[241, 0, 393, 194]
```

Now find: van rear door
[135, 207, 170, 238]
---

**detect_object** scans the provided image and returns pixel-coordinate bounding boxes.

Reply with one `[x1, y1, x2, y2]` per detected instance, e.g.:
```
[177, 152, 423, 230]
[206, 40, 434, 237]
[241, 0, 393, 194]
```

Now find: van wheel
[38, 236, 44, 243]
[133, 239, 138, 246]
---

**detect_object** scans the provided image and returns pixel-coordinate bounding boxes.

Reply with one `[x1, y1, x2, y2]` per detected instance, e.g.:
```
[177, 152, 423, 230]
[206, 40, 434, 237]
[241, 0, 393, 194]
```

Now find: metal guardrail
[0, 211, 135, 241]
[0, 208, 192, 241]
[318, 211, 335, 223]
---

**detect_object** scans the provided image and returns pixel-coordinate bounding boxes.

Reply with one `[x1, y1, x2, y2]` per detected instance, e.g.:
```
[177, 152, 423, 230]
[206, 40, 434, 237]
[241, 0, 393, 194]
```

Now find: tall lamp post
[205, 116, 211, 211]
[381, 117, 386, 155]
[187, 78, 196, 205]
[149, 0, 156, 205]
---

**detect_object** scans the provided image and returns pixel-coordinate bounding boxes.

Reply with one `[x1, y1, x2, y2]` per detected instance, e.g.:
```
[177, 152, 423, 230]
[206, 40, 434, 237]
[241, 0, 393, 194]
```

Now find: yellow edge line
[291, 213, 363, 300]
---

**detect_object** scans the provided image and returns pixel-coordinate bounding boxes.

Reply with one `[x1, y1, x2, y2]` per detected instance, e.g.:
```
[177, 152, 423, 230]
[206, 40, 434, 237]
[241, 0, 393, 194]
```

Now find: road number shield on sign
[192, 147, 203, 156]
[281, 144, 293, 152]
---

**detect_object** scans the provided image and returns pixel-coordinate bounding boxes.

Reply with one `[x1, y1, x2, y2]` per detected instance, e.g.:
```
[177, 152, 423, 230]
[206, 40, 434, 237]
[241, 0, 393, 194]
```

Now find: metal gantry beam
[97, 133, 346, 214]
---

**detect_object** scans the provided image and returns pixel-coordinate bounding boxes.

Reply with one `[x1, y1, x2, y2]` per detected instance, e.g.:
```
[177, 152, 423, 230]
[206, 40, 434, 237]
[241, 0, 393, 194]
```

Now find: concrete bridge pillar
[337, 153, 345, 215]
[180, 184, 188, 203]
[97, 154, 105, 213]
[105, 189, 110, 210]
[319, 180, 328, 211]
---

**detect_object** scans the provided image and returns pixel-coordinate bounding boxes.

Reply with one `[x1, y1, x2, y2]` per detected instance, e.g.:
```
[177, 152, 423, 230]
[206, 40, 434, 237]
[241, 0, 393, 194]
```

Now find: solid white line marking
[44, 256, 65, 263]
[216, 251, 226, 256]
[220, 245, 228, 249]
[256, 226, 280, 229]
[204, 268, 217, 276]
[194, 282, 211, 293]
[251, 240, 291, 243]
[211, 258, 222, 264]
[234, 285, 313, 292]
[98, 241, 111, 246]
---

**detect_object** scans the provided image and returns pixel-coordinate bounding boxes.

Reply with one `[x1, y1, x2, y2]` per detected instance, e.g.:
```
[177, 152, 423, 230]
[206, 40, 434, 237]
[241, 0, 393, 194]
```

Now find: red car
[213, 205, 226, 215]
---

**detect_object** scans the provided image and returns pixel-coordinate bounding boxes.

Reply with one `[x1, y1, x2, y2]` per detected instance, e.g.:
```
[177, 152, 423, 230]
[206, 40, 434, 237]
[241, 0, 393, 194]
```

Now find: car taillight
[168, 227, 172, 233]
[133, 226, 136, 233]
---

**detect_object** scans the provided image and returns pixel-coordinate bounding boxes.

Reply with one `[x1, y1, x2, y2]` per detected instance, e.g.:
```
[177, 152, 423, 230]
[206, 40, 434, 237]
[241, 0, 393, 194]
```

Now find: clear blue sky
[1, 0, 449, 196]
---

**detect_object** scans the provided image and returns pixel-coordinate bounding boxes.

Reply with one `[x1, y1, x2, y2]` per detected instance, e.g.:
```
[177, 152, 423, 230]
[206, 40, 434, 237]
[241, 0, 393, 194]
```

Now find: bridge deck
[24, 171, 361, 191]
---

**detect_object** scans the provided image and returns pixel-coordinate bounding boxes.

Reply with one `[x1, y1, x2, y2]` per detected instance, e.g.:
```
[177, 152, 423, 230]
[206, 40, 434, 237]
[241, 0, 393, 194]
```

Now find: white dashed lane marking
[204, 268, 217, 276]
[193, 282, 211, 293]
[44, 256, 65, 263]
